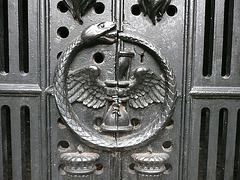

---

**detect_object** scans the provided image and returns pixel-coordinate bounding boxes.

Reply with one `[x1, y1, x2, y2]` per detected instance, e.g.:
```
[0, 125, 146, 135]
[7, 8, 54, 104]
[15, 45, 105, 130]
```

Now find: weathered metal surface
[50, 21, 177, 151]
[48, 0, 182, 179]
[132, 150, 169, 178]
[60, 145, 100, 177]
[1, 0, 240, 179]
[138, 0, 171, 25]
[0, 0, 49, 179]
[64, 0, 97, 24]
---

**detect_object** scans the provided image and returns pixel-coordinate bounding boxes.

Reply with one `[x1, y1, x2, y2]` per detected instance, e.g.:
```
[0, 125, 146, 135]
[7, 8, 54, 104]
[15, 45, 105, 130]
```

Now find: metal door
[0, 0, 240, 180]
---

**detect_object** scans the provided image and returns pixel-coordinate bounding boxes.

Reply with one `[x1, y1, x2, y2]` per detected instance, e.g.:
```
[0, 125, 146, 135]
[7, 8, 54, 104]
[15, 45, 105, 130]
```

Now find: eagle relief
[67, 57, 166, 132]
[52, 22, 177, 150]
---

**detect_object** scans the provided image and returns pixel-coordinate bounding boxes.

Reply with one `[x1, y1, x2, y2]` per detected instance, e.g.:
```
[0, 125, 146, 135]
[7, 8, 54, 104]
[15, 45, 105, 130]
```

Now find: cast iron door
[1, 0, 240, 180]
[49, 0, 182, 179]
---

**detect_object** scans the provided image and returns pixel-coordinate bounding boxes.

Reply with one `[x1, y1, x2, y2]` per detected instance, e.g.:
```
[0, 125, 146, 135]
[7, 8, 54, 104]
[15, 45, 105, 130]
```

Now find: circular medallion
[53, 22, 177, 151]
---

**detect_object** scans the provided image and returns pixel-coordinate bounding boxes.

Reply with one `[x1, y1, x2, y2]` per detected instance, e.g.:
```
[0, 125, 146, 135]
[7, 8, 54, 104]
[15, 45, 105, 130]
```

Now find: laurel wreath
[53, 32, 177, 151]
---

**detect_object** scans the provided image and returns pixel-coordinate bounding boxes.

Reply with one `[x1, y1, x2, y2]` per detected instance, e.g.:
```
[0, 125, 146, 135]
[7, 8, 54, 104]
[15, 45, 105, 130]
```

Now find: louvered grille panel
[188, 0, 240, 179]
[0, 0, 48, 179]
[0, 0, 240, 179]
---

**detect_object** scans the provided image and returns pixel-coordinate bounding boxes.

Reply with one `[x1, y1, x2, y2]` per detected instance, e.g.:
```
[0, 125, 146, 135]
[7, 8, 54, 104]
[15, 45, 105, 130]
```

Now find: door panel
[49, 0, 183, 179]
[1, 0, 240, 179]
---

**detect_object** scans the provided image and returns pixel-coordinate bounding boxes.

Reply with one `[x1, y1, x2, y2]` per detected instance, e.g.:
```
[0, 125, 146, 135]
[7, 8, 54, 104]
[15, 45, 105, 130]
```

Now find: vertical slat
[224, 108, 237, 180]
[221, 0, 234, 77]
[216, 109, 228, 179]
[188, 101, 202, 179]
[20, 106, 31, 179]
[0, 0, 9, 73]
[0, 105, 12, 180]
[39, 0, 49, 178]
[20, 106, 27, 179]
[8, 0, 19, 75]
[0, 0, 4, 73]
[29, 100, 40, 180]
[230, 0, 240, 78]
[0, 106, 4, 179]
[18, 0, 29, 74]
[202, 0, 215, 77]
[1, 106, 9, 180]
[212, 0, 225, 79]
[193, 0, 206, 83]
[28, 0, 39, 78]
[233, 110, 240, 180]
[206, 108, 219, 180]
[11, 105, 23, 180]
[198, 108, 210, 179]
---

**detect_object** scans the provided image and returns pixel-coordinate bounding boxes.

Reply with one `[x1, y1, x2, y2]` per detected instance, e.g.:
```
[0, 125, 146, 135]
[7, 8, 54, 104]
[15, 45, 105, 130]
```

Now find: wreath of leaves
[53, 31, 177, 151]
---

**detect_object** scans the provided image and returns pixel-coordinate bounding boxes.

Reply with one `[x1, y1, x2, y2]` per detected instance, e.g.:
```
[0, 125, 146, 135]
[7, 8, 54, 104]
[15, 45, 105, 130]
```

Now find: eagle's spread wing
[67, 66, 106, 109]
[129, 68, 165, 109]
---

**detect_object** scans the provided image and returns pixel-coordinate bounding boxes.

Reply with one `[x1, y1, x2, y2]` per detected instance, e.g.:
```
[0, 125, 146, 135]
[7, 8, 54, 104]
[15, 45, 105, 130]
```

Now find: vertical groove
[221, 0, 234, 77]
[0, 0, 9, 73]
[198, 108, 210, 179]
[216, 108, 228, 179]
[18, 0, 29, 73]
[20, 106, 31, 179]
[1, 106, 12, 179]
[202, 0, 215, 77]
[234, 110, 240, 179]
